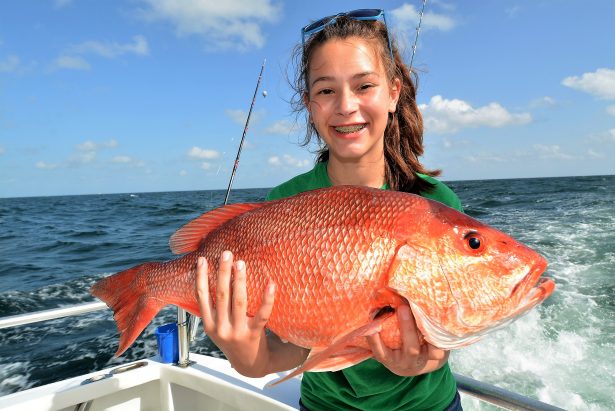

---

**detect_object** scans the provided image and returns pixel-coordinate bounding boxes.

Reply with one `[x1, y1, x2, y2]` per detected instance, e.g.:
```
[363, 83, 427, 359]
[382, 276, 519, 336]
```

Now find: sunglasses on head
[301, 9, 394, 61]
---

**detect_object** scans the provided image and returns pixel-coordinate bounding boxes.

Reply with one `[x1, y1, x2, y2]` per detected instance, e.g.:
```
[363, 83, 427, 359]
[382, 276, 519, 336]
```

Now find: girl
[196, 9, 463, 411]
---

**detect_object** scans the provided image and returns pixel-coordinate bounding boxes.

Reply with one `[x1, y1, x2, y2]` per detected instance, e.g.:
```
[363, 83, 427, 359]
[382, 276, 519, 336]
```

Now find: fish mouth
[511, 256, 554, 313]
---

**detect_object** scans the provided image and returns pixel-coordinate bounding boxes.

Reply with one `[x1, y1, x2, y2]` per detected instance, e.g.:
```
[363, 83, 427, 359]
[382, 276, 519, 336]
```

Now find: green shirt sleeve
[416, 173, 464, 212]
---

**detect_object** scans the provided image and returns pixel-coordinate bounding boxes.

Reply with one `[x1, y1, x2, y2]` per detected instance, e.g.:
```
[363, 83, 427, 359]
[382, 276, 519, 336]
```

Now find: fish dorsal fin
[169, 202, 264, 254]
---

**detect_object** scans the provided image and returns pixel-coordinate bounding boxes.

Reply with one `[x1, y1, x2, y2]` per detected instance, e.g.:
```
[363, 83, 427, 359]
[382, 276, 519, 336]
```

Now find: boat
[0, 303, 565, 411]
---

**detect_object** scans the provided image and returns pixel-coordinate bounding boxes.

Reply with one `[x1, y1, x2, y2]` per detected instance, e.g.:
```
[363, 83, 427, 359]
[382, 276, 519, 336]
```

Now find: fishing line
[408, 0, 427, 70]
[223, 59, 267, 205]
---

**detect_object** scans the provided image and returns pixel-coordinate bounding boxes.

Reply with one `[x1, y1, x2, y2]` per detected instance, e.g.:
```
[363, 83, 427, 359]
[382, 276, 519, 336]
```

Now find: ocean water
[0, 176, 613, 410]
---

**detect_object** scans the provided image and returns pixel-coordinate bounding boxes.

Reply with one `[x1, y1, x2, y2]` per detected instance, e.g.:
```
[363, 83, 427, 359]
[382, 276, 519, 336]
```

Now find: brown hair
[290, 16, 440, 194]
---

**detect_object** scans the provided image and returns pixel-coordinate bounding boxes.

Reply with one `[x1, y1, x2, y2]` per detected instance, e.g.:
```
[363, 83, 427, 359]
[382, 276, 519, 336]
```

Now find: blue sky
[1, 1, 614, 198]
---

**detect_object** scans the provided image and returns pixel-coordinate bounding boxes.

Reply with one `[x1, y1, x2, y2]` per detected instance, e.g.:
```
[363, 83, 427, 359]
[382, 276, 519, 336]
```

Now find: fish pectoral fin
[266, 314, 394, 388]
[303, 346, 373, 372]
[169, 202, 265, 254]
[373, 286, 409, 309]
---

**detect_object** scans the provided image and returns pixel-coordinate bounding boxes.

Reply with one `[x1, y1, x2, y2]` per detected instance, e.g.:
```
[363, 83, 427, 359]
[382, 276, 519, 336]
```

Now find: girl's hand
[366, 305, 449, 377]
[196, 251, 275, 377]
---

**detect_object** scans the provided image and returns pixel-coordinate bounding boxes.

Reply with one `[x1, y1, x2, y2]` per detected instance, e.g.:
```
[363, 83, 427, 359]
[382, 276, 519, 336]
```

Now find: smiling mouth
[334, 124, 366, 133]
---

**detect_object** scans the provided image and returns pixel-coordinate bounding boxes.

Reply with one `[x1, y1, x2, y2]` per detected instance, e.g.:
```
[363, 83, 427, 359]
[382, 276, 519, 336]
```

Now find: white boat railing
[0, 303, 566, 411]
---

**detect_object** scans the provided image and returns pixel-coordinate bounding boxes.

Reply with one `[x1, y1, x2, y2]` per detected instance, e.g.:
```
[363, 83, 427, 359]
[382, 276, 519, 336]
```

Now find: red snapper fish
[91, 186, 554, 378]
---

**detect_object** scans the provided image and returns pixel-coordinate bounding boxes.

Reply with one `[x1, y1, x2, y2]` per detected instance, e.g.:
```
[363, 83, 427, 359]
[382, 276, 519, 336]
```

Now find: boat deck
[0, 354, 301, 411]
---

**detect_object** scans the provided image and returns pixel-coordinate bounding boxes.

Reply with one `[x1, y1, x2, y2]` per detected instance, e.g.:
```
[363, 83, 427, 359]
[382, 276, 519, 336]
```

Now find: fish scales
[195, 187, 404, 346]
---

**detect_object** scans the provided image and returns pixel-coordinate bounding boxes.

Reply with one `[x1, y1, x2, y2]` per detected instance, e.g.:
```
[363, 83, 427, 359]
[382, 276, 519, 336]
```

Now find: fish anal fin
[169, 202, 264, 254]
[267, 313, 394, 387]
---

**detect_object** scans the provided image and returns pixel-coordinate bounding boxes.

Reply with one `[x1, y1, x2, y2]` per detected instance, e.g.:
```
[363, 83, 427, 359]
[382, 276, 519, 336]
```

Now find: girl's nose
[336, 88, 358, 116]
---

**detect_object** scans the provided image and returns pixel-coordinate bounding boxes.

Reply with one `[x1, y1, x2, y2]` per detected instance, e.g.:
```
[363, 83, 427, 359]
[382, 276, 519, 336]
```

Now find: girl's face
[305, 37, 400, 164]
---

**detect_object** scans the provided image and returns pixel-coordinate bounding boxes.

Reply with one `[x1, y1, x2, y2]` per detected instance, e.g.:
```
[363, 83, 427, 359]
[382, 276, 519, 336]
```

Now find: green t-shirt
[266, 162, 462, 411]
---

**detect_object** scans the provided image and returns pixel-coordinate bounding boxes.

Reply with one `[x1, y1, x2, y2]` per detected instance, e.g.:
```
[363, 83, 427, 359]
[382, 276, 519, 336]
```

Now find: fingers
[367, 305, 451, 376]
[198, 250, 274, 343]
[196, 256, 214, 332]
[216, 250, 234, 325]
[398, 305, 420, 354]
[399, 305, 448, 362]
[251, 281, 276, 330]
[231, 259, 248, 327]
[366, 332, 391, 363]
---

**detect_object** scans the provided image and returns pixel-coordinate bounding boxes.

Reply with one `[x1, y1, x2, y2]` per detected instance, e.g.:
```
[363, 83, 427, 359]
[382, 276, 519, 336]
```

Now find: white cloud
[420, 95, 532, 134]
[505, 6, 521, 17]
[268, 154, 310, 168]
[188, 146, 220, 160]
[69, 139, 118, 165]
[110, 155, 132, 163]
[76, 139, 118, 151]
[562, 68, 615, 100]
[225, 108, 265, 125]
[441, 137, 469, 150]
[137, 0, 280, 50]
[265, 120, 297, 135]
[464, 153, 507, 163]
[110, 155, 145, 167]
[200, 162, 212, 170]
[588, 128, 615, 144]
[36, 161, 59, 170]
[54, 0, 73, 8]
[54, 55, 90, 70]
[33, 139, 119, 170]
[0, 55, 20, 73]
[606, 105, 615, 116]
[529, 96, 557, 108]
[179, 169, 188, 176]
[0, 146, 5, 155]
[226, 109, 247, 125]
[53, 36, 149, 71]
[533, 144, 575, 160]
[69, 151, 97, 165]
[587, 149, 604, 159]
[68, 35, 149, 58]
[391, 4, 456, 32]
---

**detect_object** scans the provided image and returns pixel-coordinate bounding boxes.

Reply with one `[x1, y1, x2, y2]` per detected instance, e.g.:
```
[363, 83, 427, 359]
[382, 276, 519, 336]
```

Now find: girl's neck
[326, 156, 385, 188]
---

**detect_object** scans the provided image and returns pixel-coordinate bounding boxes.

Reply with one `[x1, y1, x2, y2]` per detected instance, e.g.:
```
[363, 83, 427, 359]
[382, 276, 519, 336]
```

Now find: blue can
[155, 323, 179, 364]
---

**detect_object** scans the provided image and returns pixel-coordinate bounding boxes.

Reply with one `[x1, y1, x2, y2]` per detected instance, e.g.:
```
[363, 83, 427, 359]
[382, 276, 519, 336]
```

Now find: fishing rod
[223, 58, 267, 205]
[178, 59, 267, 367]
[408, 0, 427, 70]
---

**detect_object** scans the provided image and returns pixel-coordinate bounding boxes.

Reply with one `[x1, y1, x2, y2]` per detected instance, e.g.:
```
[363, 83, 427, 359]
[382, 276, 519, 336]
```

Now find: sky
[1, 0, 614, 198]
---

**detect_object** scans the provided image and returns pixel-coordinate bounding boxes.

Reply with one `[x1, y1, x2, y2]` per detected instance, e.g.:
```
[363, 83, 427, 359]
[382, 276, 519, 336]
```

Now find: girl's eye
[359, 84, 373, 90]
[316, 88, 334, 95]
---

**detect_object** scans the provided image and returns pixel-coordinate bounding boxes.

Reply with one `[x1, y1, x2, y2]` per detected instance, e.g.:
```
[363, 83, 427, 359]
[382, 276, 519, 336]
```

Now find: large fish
[91, 186, 554, 378]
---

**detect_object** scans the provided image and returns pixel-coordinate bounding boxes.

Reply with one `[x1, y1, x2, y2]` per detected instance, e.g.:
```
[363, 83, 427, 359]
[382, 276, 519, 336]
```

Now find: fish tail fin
[91, 262, 166, 357]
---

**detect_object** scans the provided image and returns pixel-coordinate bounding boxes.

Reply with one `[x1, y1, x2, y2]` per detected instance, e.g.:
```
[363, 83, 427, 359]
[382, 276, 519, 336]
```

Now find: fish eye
[463, 231, 484, 252]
